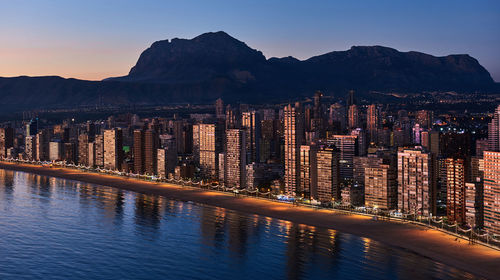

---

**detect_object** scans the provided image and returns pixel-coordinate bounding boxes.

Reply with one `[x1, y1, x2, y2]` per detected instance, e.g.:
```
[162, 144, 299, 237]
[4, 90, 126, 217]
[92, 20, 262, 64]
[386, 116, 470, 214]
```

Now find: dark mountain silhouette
[0, 31, 497, 111]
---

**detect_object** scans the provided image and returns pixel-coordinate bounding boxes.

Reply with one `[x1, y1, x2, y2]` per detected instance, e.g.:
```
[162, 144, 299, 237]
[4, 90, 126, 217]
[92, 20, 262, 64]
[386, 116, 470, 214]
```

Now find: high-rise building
[49, 141, 62, 161]
[315, 147, 340, 203]
[475, 138, 489, 157]
[346, 90, 356, 107]
[299, 145, 317, 199]
[173, 120, 191, 155]
[95, 134, 104, 168]
[397, 148, 435, 216]
[78, 134, 89, 166]
[225, 105, 240, 129]
[241, 111, 260, 163]
[365, 163, 397, 210]
[350, 128, 366, 156]
[88, 142, 96, 168]
[348, 105, 359, 129]
[133, 129, 145, 174]
[224, 129, 246, 188]
[36, 130, 50, 161]
[483, 151, 500, 234]
[63, 142, 76, 163]
[445, 158, 468, 224]
[104, 129, 123, 170]
[218, 153, 225, 182]
[0, 127, 14, 158]
[215, 98, 225, 119]
[465, 182, 483, 228]
[192, 124, 200, 164]
[487, 105, 500, 151]
[157, 141, 177, 179]
[284, 103, 304, 195]
[366, 104, 379, 143]
[25, 135, 36, 160]
[328, 135, 357, 182]
[329, 103, 346, 132]
[145, 129, 159, 175]
[353, 156, 384, 189]
[199, 124, 223, 179]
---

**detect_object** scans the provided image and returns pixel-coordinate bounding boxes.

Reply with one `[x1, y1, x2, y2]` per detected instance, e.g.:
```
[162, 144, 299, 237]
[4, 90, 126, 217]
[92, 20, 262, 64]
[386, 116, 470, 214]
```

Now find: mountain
[0, 31, 497, 111]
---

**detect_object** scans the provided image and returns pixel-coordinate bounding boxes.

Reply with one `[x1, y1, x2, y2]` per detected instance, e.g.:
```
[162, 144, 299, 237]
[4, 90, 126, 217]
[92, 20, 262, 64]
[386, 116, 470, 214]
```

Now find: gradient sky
[1, 0, 499, 81]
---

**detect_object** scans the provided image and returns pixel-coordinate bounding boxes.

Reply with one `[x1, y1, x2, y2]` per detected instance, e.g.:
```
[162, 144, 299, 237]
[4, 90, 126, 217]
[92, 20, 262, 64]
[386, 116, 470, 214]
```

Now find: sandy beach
[0, 161, 499, 279]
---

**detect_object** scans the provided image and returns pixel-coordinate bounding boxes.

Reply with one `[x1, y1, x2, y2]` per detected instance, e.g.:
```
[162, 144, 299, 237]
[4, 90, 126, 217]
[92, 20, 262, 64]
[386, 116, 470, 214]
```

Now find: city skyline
[1, 0, 499, 81]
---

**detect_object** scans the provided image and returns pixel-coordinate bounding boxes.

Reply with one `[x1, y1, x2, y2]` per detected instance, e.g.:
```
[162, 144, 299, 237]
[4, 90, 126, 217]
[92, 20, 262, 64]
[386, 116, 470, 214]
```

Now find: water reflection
[0, 169, 485, 280]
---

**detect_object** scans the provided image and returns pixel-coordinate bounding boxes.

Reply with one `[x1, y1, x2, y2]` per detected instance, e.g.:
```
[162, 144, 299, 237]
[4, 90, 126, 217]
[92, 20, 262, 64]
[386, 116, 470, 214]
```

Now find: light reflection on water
[0, 169, 482, 280]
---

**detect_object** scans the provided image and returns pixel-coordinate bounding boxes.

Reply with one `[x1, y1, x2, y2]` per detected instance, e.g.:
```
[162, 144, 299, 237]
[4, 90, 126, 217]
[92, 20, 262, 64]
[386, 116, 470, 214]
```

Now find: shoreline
[0, 162, 499, 279]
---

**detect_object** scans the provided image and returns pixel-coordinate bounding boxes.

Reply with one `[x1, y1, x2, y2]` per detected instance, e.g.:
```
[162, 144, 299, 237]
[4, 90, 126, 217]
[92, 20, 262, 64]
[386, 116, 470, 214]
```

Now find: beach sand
[1, 162, 499, 279]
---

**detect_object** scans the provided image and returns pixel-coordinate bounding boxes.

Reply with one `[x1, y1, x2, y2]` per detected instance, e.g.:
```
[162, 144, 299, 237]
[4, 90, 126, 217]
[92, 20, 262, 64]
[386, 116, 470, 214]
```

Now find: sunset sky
[1, 0, 499, 81]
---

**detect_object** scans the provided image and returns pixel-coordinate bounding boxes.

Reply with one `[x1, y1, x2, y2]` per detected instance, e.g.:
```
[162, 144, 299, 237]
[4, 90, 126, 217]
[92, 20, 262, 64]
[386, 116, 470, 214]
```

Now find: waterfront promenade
[0, 161, 499, 279]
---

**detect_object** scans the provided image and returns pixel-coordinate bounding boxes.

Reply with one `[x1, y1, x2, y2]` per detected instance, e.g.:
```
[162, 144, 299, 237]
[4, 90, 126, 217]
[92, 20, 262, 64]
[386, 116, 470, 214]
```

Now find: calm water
[0, 169, 481, 280]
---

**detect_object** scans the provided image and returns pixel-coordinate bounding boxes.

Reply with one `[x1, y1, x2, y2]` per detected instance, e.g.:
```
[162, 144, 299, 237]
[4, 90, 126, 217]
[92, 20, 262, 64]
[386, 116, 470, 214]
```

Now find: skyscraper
[483, 151, 500, 235]
[25, 135, 36, 160]
[78, 134, 89, 166]
[445, 158, 468, 224]
[348, 105, 359, 129]
[94, 134, 104, 168]
[329, 103, 346, 133]
[465, 182, 483, 228]
[397, 148, 435, 216]
[328, 135, 357, 182]
[241, 111, 260, 163]
[315, 147, 340, 203]
[49, 141, 62, 161]
[346, 90, 356, 107]
[133, 129, 145, 174]
[104, 129, 123, 170]
[488, 105, 500, 151]
[0, 127, 14, 158]
[224, 129, 246, 188]
[36, 129, 50, 161]
[145, 129, 159, 175]
[366, 104, 379, 143]
[299, 144, 317, 199]
[157, 140, 177, 179]
[215, 98, 225, 119]
[284, 103, 304, 195]
[199, 123, 223, 179]
[365, 163, 397, 210]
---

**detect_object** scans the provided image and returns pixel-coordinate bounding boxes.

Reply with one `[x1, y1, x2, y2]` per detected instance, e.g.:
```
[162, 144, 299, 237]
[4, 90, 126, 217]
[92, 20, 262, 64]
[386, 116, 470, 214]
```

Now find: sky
[0, 0, 499, 81]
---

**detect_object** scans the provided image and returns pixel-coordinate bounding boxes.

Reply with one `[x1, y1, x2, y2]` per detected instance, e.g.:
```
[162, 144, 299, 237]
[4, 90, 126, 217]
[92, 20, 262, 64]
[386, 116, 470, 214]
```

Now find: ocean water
[0, 169, 481, 279]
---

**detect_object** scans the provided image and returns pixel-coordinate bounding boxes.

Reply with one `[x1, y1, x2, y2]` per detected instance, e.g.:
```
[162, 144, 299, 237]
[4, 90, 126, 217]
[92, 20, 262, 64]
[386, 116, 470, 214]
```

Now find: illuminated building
[365, 163, 397, 210]
[315, 147, 340, 203]
[397, 148, 435, 216]
[483, 151, 500, 234]
[104, 128, 123, 170]
[284, 103, 304, 195]
[299, 144, 317, 199]
[225, 129, 246, 188]
[445, 158, 467, 224]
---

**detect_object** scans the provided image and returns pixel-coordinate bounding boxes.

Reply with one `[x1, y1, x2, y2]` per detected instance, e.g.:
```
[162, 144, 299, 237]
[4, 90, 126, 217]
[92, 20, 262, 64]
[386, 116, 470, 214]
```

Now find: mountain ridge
[0, 31, 497, 111]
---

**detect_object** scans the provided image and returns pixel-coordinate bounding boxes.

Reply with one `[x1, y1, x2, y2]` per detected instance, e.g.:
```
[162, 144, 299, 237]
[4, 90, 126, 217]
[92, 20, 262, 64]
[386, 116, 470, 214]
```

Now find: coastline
[0, 162, 499, 279]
